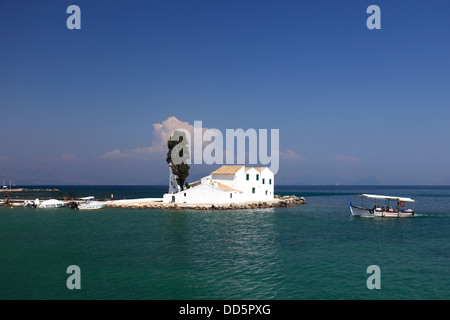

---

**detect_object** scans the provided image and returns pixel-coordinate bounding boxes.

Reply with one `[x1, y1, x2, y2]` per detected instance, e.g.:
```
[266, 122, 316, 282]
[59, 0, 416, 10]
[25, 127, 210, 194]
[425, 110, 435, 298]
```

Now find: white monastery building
[163, 165, 275, 204]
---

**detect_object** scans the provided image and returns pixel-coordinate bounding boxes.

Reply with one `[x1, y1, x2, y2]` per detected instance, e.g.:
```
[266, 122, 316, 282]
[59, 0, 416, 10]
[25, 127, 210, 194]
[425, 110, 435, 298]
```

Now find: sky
[0, 0, 449, 185]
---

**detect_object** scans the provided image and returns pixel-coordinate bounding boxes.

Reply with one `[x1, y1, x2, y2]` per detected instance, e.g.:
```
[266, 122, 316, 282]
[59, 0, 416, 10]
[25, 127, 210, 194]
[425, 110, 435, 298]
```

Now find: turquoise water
[0, 186, 449, 300]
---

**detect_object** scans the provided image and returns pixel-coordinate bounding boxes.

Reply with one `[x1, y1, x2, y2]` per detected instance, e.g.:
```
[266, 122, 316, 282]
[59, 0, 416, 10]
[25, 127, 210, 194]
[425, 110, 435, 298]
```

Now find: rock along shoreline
[106, 195, 306, 210]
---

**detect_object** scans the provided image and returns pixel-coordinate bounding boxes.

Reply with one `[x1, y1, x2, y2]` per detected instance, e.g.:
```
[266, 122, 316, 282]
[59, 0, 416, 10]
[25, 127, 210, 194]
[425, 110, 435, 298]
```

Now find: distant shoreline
[4, 184, 450, 188]
[0, 188, 59, 192]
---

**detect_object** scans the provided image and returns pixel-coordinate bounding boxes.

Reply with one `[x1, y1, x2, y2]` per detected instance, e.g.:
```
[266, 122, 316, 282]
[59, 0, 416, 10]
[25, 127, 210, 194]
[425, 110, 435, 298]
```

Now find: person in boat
[389, 206, 393, 212]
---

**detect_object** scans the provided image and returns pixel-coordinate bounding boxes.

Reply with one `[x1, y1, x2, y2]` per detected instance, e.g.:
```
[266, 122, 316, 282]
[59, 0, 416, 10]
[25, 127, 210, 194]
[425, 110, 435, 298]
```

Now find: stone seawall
[106, 195, 305, 210]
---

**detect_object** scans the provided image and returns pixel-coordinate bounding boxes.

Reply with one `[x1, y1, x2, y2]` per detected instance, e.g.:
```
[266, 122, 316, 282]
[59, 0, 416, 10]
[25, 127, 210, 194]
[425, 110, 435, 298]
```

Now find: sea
[0, 185, 449, 300]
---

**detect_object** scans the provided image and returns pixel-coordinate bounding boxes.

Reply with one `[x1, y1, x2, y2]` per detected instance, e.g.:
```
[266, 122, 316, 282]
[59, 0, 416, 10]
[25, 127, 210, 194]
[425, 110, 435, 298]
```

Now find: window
[269, 179, 272, 185]
[184, 193, 186, 196]
[230, 193, 232, 198]
[256, 174, 259, 181]
[252, 187, 255, 194]
[265, 190, 268, 195]
[246, 174, 249, 181]
[262, 178, 265, 184]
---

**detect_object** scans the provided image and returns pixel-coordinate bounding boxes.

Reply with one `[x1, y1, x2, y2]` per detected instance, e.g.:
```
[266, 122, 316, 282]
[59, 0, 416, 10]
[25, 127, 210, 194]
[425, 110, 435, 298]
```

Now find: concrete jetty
[106, 195, 305, 210]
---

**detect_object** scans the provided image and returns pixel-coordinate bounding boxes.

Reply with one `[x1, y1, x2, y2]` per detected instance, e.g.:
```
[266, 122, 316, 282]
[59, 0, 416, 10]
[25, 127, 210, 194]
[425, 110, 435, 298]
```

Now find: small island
[108, 131, 307, 210]
[107, 164, 306, 210]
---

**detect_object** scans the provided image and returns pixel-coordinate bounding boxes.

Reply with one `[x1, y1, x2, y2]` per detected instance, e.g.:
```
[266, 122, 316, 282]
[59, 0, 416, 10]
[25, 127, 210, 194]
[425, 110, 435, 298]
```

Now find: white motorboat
[23, 200, 34, 207]
[38, 199, 66, 208]
[78, 200, 107, 210]
[10, 202, 25, 207]
[350, 194, 415, 217]
[67, 197, 106, 210]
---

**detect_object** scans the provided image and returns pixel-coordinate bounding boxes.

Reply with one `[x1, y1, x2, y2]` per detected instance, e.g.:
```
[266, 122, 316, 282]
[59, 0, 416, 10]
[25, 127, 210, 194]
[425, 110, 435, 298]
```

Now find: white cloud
[61, 153, 76, 160]
[0, 155, 13, 161]
[102, 149, 128, 159]
[102, 117, 307, 173]
[333, 154, 361, 164]
[101, 116, 206, 160]
[31, 153, 79, 162]
[279, 149, 306, 162]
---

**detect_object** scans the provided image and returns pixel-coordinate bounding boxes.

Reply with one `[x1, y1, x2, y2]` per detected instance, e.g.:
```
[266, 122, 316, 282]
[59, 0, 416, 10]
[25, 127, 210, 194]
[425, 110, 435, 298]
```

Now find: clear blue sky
[1, 0, 449, 185]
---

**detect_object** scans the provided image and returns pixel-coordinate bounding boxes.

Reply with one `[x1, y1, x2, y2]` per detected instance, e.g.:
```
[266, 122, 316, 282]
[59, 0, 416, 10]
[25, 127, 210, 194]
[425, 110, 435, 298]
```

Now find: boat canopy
[358, 194, 415, 203]
[80, 196, 95, 200]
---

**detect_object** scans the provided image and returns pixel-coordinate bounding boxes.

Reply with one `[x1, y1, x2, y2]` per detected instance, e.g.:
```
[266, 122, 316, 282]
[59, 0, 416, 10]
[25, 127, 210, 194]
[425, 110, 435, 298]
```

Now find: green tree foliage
[166, 130, 190, 191]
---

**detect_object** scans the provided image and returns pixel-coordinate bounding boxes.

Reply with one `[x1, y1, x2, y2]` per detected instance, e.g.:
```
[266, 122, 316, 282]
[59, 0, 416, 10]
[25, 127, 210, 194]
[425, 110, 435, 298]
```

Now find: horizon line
[4, 184, 450, 187]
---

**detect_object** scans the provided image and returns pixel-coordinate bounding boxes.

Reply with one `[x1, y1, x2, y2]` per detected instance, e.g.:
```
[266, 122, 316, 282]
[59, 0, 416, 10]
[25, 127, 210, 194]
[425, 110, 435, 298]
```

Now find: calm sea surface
[0, 185, 449, 300]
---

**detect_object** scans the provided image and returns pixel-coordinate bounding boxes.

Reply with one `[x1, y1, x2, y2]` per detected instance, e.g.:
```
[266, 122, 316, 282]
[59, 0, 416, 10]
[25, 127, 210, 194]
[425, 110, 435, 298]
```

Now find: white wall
[163, 166, 275, 204]
[163, 183, 244, 204]
[260, 168, 274, 199]
[239, 168, 274, 201]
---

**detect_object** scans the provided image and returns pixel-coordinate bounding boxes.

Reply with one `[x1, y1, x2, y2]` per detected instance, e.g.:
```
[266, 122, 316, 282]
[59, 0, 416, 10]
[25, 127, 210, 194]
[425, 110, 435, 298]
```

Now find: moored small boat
[78, 201, 107, 210]
[68, 197, 106, 210]
[38, 199, 66, 208]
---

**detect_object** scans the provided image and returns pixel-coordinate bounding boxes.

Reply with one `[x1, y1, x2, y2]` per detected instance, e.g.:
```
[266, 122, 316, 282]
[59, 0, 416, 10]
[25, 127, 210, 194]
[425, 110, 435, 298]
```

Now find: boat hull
[78, 201, 107, 210]
[38, 204, 65, 208]
[38, 199, 66, 208]
[350, 206, 414, 218]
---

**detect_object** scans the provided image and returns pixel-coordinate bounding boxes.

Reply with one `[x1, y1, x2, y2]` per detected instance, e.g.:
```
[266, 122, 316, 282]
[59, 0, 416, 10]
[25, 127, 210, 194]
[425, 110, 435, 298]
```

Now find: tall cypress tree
[166, 130, 190, 191]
